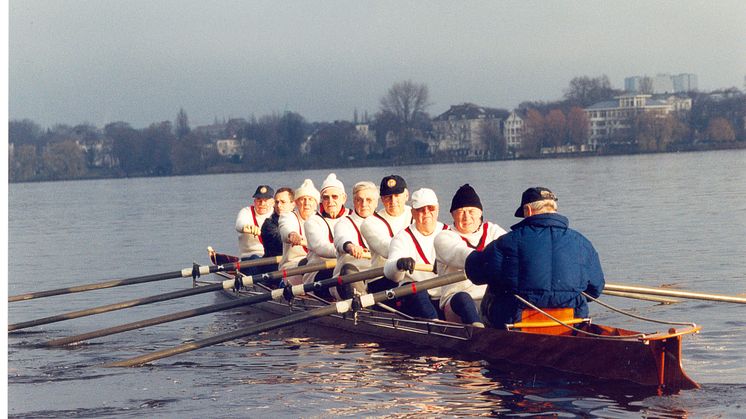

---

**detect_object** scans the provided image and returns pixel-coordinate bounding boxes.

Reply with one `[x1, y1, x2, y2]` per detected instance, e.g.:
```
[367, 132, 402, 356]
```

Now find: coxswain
[278, 179, 319, 286]
[331, 180, 380, 299]
[361, 174, 412, 293]
[434, 184, 507, 327]
[235, 185, 274, 274]
[382, 188, 445, 320]
[303, 173, 351, 299]
[464, 187, 605, 327]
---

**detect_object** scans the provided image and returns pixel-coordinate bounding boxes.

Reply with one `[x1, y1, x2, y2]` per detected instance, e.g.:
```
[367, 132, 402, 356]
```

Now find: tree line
[9, 77, 746, 183]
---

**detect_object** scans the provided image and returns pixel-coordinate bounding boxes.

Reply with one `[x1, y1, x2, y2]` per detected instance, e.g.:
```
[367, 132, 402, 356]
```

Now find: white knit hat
[410, 188, 439, 209]
[294, 178, 320, 203]
[320, 173, 345, 194]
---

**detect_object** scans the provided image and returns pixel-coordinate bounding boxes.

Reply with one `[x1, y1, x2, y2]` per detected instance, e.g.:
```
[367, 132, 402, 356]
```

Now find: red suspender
[458, 222, 489, 251]
[315, 213, 335, 243]
[404, 227, 431, 265]
[347, 215, 366, 248]
[373, 212, 394, 237]
[251, 206, 263, 244]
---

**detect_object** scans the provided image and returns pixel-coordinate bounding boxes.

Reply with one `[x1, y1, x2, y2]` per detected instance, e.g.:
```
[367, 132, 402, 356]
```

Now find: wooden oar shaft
[9, 261, 329, 332]
[247, 260, 336, 285]
[605, 283, 746, 304]
[602, 290, 679, 304]
[45, 290, 274, 347]
[106, 271, 466, 367]
[45, 267, 383, 347]
[9, 283, 224, 331]
[8, 256, 282, 303]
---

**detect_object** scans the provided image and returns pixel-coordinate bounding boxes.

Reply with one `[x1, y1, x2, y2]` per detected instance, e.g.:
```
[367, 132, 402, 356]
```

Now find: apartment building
[431, 103, 507, 157]
[585, 94, 691, 147]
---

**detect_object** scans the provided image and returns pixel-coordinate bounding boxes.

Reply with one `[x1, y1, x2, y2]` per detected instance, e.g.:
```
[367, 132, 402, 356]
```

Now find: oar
[44, 267, 385, 347]
[605, 283, 746, 304]
[8, 261, 334, 332]
[602, 290, 680, 304]
[105, 271, 465, 367]
[8, 256, 282, 303]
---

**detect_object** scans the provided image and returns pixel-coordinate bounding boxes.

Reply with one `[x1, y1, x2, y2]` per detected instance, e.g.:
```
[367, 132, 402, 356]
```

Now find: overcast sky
[9, 0, 746, 129]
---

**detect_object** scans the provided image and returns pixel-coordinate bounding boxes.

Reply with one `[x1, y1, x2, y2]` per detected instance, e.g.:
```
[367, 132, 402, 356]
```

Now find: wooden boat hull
[204, 273, 700, 393]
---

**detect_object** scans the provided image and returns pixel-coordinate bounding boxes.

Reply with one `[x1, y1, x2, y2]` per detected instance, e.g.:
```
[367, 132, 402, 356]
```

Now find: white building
[503, 110, 525, 154]
[432, 103, 506, 157]
[215, 138, 242, 157]
[672, 73, 698, 93]
[585, 94, 691, 147]
[625, 73, 698, 94]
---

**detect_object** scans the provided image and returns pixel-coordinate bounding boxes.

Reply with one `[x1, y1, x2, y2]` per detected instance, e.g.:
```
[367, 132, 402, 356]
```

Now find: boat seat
[508, 307, 587, 335]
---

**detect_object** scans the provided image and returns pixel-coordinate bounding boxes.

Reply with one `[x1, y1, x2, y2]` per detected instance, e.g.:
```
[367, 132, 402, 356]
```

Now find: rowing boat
[200, 274, 699, 394]
[201, 250, 700, 393]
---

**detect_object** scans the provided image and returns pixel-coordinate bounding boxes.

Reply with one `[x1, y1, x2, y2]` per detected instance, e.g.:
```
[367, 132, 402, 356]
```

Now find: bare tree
[564, 75, 618, 107]
[706, 117, 736, 142]
[544, 109, 567, 148]
[42, 140, 87, 180]
[175, 108, 191, 140]
[566, 107, 589, 146]
[522, 109, 545, 156]
[379, 80, 431, 128]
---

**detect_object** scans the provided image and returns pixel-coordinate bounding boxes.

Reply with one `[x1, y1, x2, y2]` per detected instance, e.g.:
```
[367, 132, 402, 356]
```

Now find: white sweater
[383, 221, 445, 298]
[278, 210, 309, 276]
[332, 211, 373, 277]
[360, 206, 412, 267]
[434, 222, 507, 308]
[235, 206, 272, 258]
[302, 208, 351, 284]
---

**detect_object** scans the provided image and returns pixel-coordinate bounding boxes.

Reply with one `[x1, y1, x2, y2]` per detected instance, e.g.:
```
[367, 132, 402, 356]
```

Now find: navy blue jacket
[464, 213, 604, 327]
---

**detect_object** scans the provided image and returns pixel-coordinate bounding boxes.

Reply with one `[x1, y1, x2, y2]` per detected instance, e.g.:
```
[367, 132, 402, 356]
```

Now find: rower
[383, 188, 445, 320]
[260, 187, 295, 259]
[235, 184, 274, 274]
[303, 173, 351, 299]
[361, 174, 412, 293]
[464, 187, 605, 327]
[278, 179, 319, 286]
[434, 184, 507, 327]
[331, 180, 379, 299]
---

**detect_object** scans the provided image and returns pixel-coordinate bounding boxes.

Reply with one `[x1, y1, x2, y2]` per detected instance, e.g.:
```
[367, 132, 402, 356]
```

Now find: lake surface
[8, 150, 746, 417]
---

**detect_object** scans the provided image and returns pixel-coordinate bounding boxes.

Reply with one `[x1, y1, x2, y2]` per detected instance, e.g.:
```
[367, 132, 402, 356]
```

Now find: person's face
[321, 187, 346, 217]
[274, 191, 295, 214]
[381, 190, 408, 216]
[253, 197, 274, 215]
[412, 205, 438, 234]
[353, 189, 379, 218]
[452, 207, 482, 234]
[296, 195, 317, 220]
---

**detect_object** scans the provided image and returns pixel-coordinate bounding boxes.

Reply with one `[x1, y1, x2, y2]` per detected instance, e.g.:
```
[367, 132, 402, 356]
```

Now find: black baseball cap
[253, 185, 274, 199]
[379, 175, 407, 196]
[515, 187, 557, 217]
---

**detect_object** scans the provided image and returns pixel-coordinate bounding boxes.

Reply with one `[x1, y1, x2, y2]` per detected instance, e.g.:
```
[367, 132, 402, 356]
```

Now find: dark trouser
[450, 292, 480, 324]
[238, 255, 278, 287]
[311, 268, 334, 301]
[368, 277, 438, 319]
[238, 254, 278, 276]
[335, 264, 368, 300]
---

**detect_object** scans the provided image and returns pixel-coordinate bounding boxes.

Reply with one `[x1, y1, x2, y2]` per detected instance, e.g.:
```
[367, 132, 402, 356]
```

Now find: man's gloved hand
[396, 257, 416, 274]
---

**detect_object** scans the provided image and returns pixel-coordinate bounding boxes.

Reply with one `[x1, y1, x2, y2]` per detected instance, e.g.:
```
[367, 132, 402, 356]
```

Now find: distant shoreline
[9, 144, 744, 184]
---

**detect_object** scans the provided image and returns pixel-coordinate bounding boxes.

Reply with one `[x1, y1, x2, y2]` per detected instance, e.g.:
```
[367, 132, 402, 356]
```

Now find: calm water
[8, 150, 746, 417]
